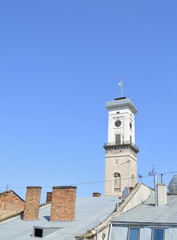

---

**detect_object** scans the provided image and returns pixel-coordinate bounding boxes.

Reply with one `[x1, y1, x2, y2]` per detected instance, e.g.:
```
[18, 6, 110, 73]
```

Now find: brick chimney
[46, 192, 52, 203]
[50, 186, 77, 221]
[92, 192, 101, 197]
[157, 183, 167, 206]
[23, 186, 42, 220]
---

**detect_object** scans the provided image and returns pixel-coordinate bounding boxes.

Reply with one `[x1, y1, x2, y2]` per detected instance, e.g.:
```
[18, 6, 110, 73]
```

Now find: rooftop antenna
[118, 78, 123, 97]
[6, 184, 9, 191]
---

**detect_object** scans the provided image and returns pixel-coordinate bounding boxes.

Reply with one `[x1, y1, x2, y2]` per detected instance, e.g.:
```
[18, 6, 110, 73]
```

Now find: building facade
[104, 97, 139, 196]
[108, 179, 177, 240]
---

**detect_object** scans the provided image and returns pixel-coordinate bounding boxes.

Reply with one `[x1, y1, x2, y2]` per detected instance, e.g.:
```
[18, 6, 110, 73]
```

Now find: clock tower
[104, 97, 139, 197]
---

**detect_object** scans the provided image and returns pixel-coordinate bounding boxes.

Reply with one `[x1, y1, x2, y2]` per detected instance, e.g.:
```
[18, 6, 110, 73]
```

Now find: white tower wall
[104, 97, 139, 197]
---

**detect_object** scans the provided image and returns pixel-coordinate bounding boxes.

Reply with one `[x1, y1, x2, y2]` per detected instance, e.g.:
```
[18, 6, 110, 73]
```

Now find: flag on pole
[148, 169, 154, 176]
[118, 83, 122, 86]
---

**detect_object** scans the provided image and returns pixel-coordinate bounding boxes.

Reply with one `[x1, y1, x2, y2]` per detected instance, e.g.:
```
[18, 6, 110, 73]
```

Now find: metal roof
[105, 98, 137, 114]
[0, 196, 120, 240]
[111, 193, 177, 226]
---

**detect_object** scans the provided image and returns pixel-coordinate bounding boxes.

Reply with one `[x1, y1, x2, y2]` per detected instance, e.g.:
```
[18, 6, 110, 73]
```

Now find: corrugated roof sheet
[0, 196, 120, 240]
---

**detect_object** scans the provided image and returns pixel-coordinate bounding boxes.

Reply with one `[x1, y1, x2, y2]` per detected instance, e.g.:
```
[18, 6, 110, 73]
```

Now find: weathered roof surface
[168, 174, 177, 194]
[106, 98, 137, 113]
[0, 196, 120, 240]
[112, 192, 177, 226]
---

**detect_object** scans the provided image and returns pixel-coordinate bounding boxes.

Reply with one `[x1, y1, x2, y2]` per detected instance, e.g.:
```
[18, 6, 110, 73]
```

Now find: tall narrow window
[131, 174, 135, 187]
[153, 229, 164, 240]
[130, 135, 132, 143]
[128, 228, 139, 240]
[115, 134, 121, 145]
[114, 172, 121, 192]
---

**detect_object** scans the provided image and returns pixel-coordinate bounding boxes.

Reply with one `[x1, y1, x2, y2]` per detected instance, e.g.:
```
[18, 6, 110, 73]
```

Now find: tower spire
[118, 78, 123, 97]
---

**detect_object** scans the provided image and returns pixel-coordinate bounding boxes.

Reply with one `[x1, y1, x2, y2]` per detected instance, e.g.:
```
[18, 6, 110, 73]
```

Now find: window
[128, 228, 139, 240]
[114, 172, 121, 192]
[115, 134, 121, 145]
[153, 229, 164, 240]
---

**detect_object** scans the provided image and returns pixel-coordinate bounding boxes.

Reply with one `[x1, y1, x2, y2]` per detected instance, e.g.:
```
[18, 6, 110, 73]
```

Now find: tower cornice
[103, 141, 139, 154]
[106, 98, 137, 114]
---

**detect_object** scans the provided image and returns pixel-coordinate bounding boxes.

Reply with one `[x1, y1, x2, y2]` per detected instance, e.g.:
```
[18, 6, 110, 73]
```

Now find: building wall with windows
[109, 226, 174, 240]
[86, 184, 152, 240]
[104, 147, 138, 196]
[108, 189, 177, 240]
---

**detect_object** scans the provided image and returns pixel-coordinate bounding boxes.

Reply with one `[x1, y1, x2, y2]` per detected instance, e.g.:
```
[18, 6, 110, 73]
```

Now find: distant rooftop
[168, 175, 177, 194]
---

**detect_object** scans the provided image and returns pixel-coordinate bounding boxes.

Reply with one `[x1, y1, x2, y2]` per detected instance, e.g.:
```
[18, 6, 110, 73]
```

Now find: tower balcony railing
[104, 140, 139, 153]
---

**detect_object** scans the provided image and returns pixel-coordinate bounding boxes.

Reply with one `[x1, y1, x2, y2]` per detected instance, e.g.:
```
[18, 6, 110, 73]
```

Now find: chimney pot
[50, 186, 77, 221]
[23, 186, 42, 220]
[92, 192, 101, 197]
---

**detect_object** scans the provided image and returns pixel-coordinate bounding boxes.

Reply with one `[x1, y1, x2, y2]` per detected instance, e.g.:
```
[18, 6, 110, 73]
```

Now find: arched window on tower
[114, 172, 121, 192]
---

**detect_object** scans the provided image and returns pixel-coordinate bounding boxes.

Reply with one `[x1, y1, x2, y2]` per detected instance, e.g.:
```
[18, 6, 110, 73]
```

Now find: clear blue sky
[0, 0, 177, 202]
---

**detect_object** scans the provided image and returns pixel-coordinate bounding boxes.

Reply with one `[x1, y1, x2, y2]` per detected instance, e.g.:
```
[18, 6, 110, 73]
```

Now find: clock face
[130, 122, 132, 129]
[115, 120, 121, 127]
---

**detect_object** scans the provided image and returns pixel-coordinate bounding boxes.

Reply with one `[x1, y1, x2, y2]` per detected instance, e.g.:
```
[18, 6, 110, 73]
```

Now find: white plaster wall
[121, 184, 152, 213]
[110, 227, 128, 240]
[97, 226, 109, 240]
[165, 229, 177, 239]
[140, 228, 152, 240]
[107, 107, 135, 144]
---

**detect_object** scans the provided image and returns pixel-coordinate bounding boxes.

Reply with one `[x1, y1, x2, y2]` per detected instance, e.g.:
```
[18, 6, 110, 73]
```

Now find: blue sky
[0, 0, 177, 202]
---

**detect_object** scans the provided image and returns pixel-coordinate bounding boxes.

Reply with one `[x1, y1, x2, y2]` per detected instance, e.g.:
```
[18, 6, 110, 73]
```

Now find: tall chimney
[23, 186, 42, 220]
[50, 186, 77, 221]
[157, 183, 167, 206]
[46, 192, 52, 203]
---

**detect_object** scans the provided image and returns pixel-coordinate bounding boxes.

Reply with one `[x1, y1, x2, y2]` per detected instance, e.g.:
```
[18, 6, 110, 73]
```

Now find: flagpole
[119, 78, 123, 97]
[153, 165, 155, 190]
[121, 78, 123, 97]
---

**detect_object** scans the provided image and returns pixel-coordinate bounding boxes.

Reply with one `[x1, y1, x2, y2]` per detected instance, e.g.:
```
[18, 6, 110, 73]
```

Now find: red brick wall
[0, 191, 25, 220]
[46, 192, 52, 203]
[23, 186, 41, 220]
[50, 186, 76, 221]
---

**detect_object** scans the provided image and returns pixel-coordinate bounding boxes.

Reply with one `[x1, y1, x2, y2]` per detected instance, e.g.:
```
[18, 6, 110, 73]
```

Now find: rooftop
[0, 196, 120, 240]
[106, 97, 137, 114]
[112, 192, 177, 226]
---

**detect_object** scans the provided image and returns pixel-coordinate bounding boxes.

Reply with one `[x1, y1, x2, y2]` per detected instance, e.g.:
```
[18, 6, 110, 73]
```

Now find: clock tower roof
[105, 97, 137, 114]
